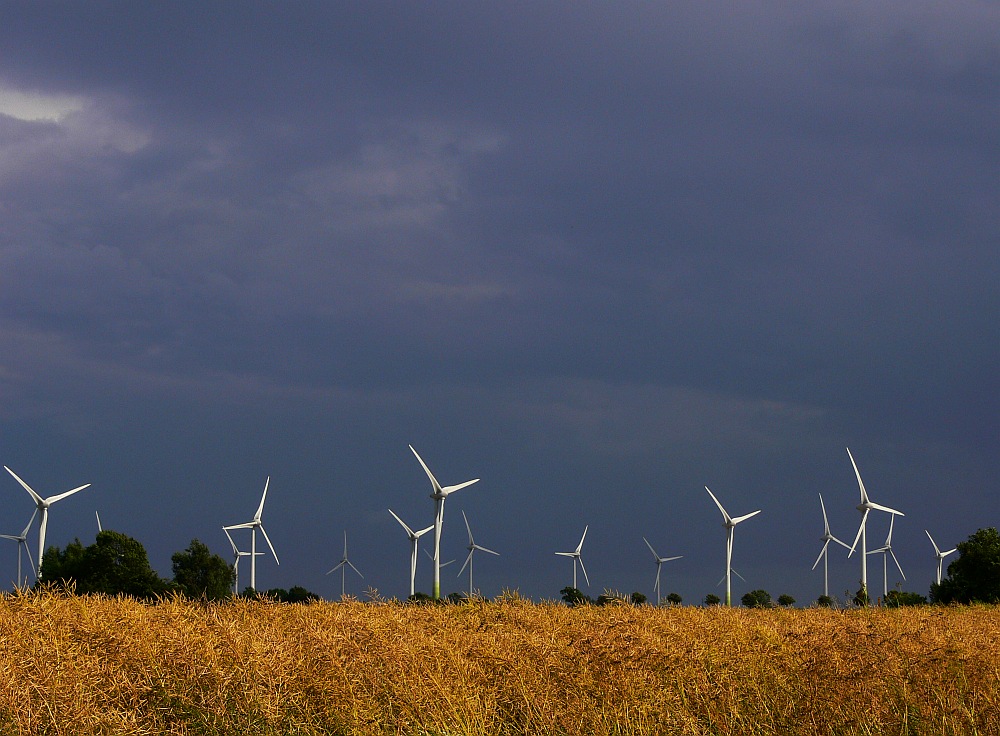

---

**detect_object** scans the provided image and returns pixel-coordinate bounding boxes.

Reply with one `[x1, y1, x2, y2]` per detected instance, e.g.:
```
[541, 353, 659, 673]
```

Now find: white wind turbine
[388, 508, 434, 597]
[845, 448, 904, 600]
[223, 476, 279, 591]
[222, 527, 261, 595]
[866, 514, 905, 599]
[409, 445, 480, 600]
[642, 537, 682, 606]
[4, 466, 91, 579]
[925, 530, 957, 586]
[555, 525, 590, 590]
[812, 493, 851, 598]
[458, 510, 499, 596]
[0, 509, 38, 587]
[326, 530, 363, 598]
[705, 486, 761, 607]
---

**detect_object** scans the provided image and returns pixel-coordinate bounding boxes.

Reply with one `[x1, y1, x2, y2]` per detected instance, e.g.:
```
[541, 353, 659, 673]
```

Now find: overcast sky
[1, 2, 997, 604]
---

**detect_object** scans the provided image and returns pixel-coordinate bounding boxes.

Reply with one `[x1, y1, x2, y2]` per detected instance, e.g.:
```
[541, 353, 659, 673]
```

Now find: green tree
[777, 594, 795, 607]
[630, 591, 647, 606]
[853, 584, 870, 607]
[884, 590, 927, 607]
[816, 595, 835, 608]
[171, 539, 234, 601]
[703, 593, 721, 606]
[42, 531, 166, 599]
[741, 589, 772, 608]
[665, 592, 682, 606]
[931, 528, 1000, 604]
[561, 586, 591, 606]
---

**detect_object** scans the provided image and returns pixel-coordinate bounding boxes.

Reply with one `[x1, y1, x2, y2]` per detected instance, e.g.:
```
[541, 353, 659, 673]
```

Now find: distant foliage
[884, 590, 927, 608]
[703, 593, 721, 606]
[741, 590, 772, 609]
[171, 539, 234, 601]
[40, 531, 167, 599]
[561, 586, 591, 606]
[816, 595, 835, 608]
[629, 592, 647, 606]
[777, 594, 795, 607]
[931, 527, 1000, 604]
[665, 592, 682, 606]
[853, 585, 870, 607]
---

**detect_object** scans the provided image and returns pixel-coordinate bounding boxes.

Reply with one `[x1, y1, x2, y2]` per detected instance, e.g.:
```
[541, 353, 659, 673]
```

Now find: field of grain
[0, 591, 996, 735]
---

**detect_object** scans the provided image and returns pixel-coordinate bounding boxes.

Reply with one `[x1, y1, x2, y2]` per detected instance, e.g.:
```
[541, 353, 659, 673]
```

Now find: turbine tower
[811, 493, 851, 598]
[925, 530, 957, 586]
[409, 445, 480, 600]
[223, 476, 279, 591]
[705, 486, 761, 606]
[0, 509, 38, 587]
[457, 510, 499, 596]
[326, 530, 363, 598]
[555, 525, 590, 590]
[642, 537, 682, 606]
[866, 514, 905, 599]
[388, 508, 434, 597]
[4, 466, 91, 579]
[845, 448, 903, 600]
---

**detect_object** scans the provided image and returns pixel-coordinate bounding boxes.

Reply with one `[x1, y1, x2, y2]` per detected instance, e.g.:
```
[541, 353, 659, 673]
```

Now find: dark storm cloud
[0, 2, 997, 602]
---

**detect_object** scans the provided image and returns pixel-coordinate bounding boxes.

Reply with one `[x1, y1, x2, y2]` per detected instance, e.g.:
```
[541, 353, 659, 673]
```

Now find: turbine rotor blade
[732, 510, 762, 525]
[4, 467, 44, 505]
[458, 550, 474, 576]
[258, 525, 280, 564]
[388, 508, 415, 537]
[812, 540, 830, 571]
[577, 525, 588, 552]
[578, 556, 590, 587]
[925, 529, 941, 555]
[409, 445, 443, 493]
[442, 478, 480, 496]
[889, 550, 905, 580]
[46, 483, 91, 505]
[704, 486, 732, 524]
[643, 536, 659, 559]
[846, 447, 869, 503]
[474, 544, 499, 556]
[848, 509, 870, 556]
[870, 502, 904, 516]
[254, 476, 269, 521]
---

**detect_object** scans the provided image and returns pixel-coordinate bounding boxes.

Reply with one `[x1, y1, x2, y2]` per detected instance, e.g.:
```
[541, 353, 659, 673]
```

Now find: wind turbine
[866, 514, 905, 599]
[409, 445, 480, 600]
[555, 525, 590, 590]
[4, 466, 91, 578]
[0, 509, 38, 587]
[223, 476, 279, 591]
[642, 537, 682, 606]
[326, 530, 363, 598]
[845, 448, 904, 599]
[925, 530, 957, 586]
[96, 511, 103, 533]
[458, 511, 499, 596]
[705, 486, 761, 607]
[388, 508, 434, 597]
[222, 527, 261, 595]
[812, 493, 851, 598]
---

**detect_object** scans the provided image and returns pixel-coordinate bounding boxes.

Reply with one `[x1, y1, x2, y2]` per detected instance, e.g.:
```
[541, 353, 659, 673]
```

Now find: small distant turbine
[866, 514, 905, 599]
[223, 527, 261, 595]
[223, 476, 279, 591]
[705, 486, 761, 607]
[4, 466, 91, 579]
[555, 525, 590, 590]
[95, 511, 103, 533]
[925, 530, 957, 586]
[812, 493, 851, 598]
[845, 448, 904, 597]
[642, 537, 682, 606]
[457, 510, 499, 596]
[0, 509, 38, 587]
[326, 530, 363, 599]
[388, 509, 434, 597]
[409, 445, 480, 600]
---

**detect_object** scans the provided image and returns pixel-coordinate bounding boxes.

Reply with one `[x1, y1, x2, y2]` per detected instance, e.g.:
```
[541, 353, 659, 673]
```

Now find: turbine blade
[259, 525, 280, 564]
[415, 525, 434, 538]
[222, 527, 239, 554]
[458, 550, 473, 575]
[409, 445, 443, 493]
[812, 540, 830, 571]
[925, 529, 941, 555]
[554, 551, 573, 557]
[348, 561, 363, 578]
[20, 508, 39, 538]
[890, 549, 905, 580]
[704, 486, 732, 524]
[577, 525, 588, 553]
[462, 510, 473, 543]
[663, 555, 682, 562]
[578, 556, 590, 587]
[643, 536, 659, 560]
[254, 477, 270, 521]
[819, 493, 831, 531]
[731, 568, 746, 582]
[4, 467, 44, 505]
[475, 544, 499, 556]
[846, 447, 869, 503]
[388, 508, 415, 537]
[46, 483, 91, 505]
[326, 560, 346, 575]
[848, 509, 869, 556]
[830, 534, 852, 550]
[870, 502, 904, 516]
[441, 478, 480, 496]
[732, 510, 762, 525]
[224, 522, 255, 531]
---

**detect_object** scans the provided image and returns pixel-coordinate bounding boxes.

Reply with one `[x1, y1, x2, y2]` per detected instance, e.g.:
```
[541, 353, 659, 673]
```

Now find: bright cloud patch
[0, 87, 85, 121]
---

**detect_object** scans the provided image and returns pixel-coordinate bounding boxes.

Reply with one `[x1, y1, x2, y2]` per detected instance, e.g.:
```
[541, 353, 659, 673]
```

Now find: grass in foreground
[0, 591, 997, 735]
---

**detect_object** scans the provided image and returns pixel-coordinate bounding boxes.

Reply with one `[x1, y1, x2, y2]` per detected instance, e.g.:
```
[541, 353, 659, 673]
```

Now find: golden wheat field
[0, 591, 996, 735]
